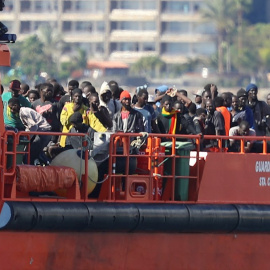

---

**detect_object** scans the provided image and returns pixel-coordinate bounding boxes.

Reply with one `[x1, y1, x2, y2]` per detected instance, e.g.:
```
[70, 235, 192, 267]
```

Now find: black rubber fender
[135, 203, 189, 232]
[84, 202, 139, 232]
[186, 204, 239, 233]
[2, 202, 270, 232]
[33, 202, 90, 231]
[235, 204, 270, 232]
[0, 201, 37, 231]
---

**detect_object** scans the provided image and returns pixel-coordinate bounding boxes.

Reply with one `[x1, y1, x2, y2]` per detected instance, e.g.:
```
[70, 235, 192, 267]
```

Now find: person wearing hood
[99, 81, 121, 119]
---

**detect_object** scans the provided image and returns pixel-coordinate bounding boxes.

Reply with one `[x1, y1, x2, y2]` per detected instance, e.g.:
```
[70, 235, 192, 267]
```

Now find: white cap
[148, 94, 155, 103]
[193, 89, 204, 97]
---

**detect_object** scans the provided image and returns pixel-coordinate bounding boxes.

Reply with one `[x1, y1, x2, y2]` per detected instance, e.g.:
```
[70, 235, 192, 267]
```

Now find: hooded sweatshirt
[99, 81, 121, 119]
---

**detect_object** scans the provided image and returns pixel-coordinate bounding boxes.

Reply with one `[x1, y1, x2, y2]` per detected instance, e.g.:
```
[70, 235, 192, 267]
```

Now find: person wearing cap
[246, 83, 270, 136]
[134, 89, 160, 133]
[113, 90, 144, 133]
[154, 85, 169, 105]
[2, 79, 31, 130]
[193, 89, 203, 109]
[147, 94, 160, 116]
[232, 88, 254, 129]
[65, 111, 96, 151]
[8, 97, 51, 164]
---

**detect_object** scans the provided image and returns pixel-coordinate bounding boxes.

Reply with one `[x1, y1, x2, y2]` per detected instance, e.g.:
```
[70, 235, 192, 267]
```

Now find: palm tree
[37, 24, 66, 76]
[232, 0, 252, 52]
[201, 0, 237, 74]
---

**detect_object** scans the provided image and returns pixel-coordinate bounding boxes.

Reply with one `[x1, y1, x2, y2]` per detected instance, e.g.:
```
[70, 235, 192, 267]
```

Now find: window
[162, 43, 190, 54]
[111, 0, 156, 10]
[73, 43, 92, 54]
[142, 42, 155, 51]
[73, 1, 105, 12]
[119, 42, 137, 51]
[63, 21, 72, 32]
[162, 22, 190, 34]
[193, 22, 216, 35]
[97, 22, 105, 32]
[63, 1, 72, 11]
[96, 0, 105, 11]
[120, 1, 139, 9]
[120, 21, 139, 30]
[143, 21, 155, 31]
[20, 1, 31, 12]
[110, 43, 117, 51]
[75, 1, 91, 11]
[111, 42, 141, 52]
[75, 22, 92, 31]
[34, 1, 43, 12]
[96, 43, 104, 53]
[142, 1, 156, 10]
[111, 21, 155, 31]
[20, 21, 30, 33]
[111, 22, 117, 31]
[193, 42, 216, 55]
[162, 1, 190, 14]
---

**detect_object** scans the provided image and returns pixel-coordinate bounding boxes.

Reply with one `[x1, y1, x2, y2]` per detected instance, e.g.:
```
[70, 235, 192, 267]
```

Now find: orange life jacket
[216, 106, 231, 136]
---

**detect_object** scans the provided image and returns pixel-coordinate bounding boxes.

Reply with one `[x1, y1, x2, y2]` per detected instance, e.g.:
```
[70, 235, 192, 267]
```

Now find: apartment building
[1, 0, 216, 64]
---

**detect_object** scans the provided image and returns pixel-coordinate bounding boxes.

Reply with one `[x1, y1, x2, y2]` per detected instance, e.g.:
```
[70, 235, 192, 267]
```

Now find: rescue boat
[1, 44, 270, 270]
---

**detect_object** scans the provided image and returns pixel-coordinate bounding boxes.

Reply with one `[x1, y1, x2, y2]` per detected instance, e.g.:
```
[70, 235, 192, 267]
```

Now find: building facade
[2, 0, 216, 64]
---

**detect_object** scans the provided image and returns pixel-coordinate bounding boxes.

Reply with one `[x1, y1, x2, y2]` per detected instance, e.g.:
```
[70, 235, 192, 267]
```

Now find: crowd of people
[1, 78, 270, 165]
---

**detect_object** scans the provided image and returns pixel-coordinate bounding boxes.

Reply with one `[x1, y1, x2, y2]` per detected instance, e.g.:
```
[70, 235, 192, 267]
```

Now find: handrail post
[240, 139, 245, 154]
[83, 140, 89, 200]
[263, 138, 267, 154]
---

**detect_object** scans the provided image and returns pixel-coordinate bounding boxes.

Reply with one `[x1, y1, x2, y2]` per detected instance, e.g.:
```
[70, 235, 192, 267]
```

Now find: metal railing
[0, 130, 269, 204]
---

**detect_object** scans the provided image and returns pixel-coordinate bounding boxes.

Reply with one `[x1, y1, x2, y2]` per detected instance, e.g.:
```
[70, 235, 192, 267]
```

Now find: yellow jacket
[87, 110, 107, 133]
[60, 103, 89, 147]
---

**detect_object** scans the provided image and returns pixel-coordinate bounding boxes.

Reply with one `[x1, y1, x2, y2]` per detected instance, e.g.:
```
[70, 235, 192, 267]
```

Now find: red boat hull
[1, 231, 270, 270]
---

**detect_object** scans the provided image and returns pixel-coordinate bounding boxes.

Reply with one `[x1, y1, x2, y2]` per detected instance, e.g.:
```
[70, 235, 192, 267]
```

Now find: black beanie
[69, 112, 83, 124]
